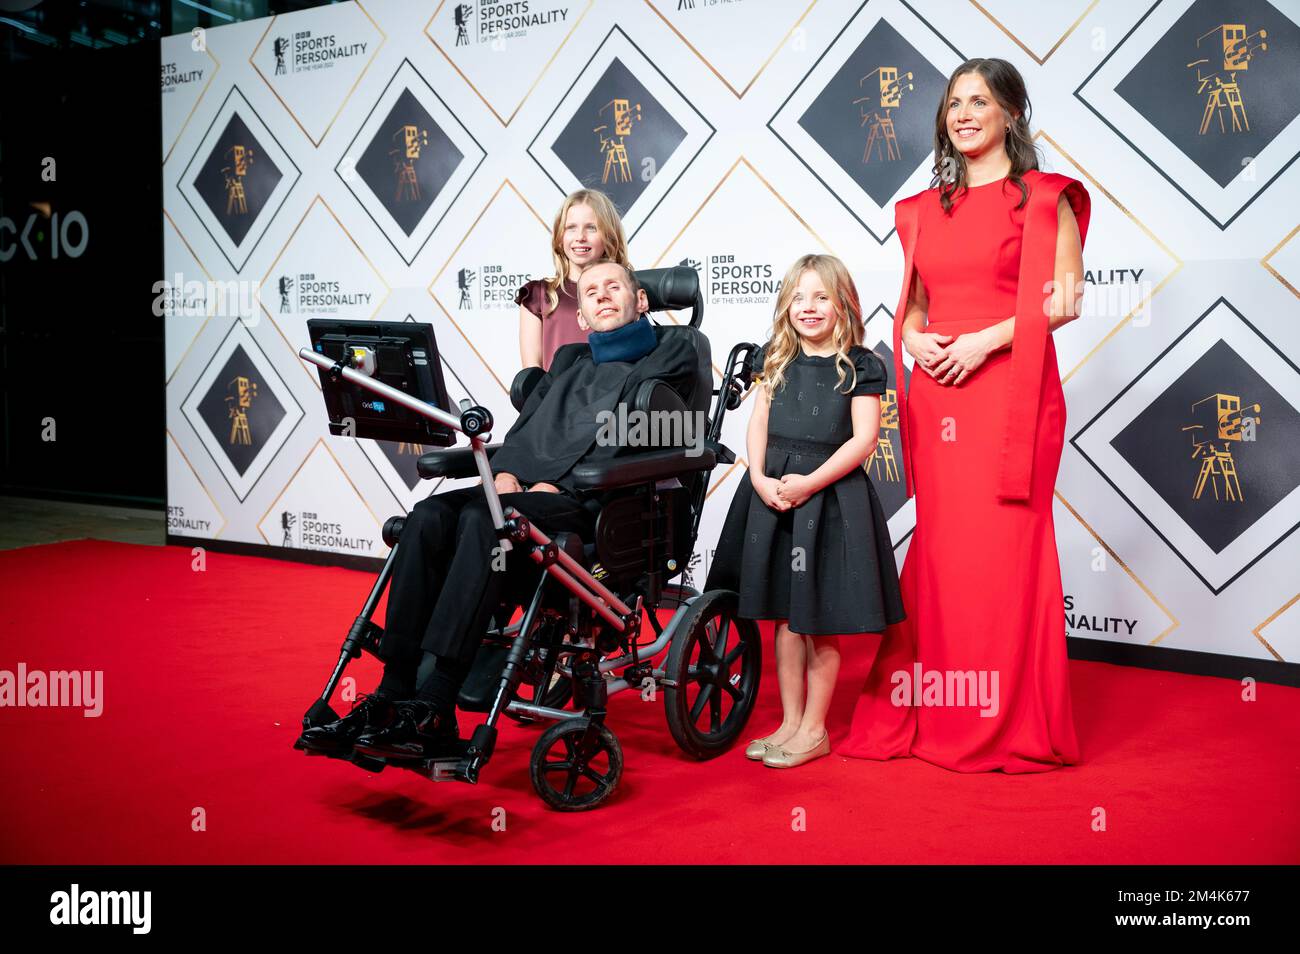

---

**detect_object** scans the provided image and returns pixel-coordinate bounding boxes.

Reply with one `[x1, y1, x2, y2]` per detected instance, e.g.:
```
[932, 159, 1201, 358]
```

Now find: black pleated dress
[705, 344, 906, 635]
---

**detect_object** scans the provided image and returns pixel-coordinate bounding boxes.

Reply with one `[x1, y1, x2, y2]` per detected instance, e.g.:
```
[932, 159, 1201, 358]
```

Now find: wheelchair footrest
[295, 745, 387, 774]
[419, 725, 497, 783]
[388, 739, 475, 783]
[428, 758, 466, 783]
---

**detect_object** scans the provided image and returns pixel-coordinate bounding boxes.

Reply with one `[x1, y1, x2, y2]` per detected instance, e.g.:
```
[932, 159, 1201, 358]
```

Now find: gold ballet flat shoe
[745, 731, 791, 760]
[762, 732, 830, 769]
[745, 738, 771, 760]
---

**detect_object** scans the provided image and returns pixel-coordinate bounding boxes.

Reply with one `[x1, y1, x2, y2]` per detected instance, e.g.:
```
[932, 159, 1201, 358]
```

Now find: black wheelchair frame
[296, 266, 762, 810]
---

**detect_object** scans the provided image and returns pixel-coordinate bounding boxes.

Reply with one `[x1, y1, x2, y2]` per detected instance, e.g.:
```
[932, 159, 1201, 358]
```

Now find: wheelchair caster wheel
[663, 589, 762, 759]
[529, 717, 622, 811]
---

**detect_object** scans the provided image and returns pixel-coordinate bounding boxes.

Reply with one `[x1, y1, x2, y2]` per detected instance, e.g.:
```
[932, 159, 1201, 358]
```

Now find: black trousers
[379, 487, 597, 667]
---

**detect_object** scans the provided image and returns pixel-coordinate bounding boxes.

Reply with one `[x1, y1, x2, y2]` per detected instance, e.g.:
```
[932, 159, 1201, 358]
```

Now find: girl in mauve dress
[516, 189, 631, 370]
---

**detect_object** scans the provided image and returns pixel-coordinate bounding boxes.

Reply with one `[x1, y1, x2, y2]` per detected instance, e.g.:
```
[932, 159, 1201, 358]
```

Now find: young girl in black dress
[706, 254, 906, 768]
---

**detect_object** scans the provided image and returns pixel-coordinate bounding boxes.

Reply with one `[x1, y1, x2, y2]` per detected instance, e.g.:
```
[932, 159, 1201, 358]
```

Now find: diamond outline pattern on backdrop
[525, 23, 716, 241]
[423, 0, 594, 126]
[255, 437, 388, 556]
[643, 0, 818, 99]
[1073, 0, 1300, 230]
[176, 84, 301, 274]
[257, 195, 393, 390]
[335, 57, 487, 266]
[179, 319, 306, 504]
[1071, 297, 1300, 594]
[766, 0, 964, 243]
[426, 179, 553, 398]
[247, 3, 387, 147]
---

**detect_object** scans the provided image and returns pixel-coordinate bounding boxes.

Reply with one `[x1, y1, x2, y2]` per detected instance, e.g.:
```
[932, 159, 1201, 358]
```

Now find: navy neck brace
[588, 315, 657, 364]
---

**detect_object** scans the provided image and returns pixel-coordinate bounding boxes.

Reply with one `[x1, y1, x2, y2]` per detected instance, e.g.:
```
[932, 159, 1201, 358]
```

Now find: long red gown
[841, 169, 1090, 773]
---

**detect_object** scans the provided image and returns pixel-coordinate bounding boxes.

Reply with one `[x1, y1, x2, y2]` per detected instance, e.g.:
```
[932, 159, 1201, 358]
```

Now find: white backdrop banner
[162, 0, 1300, 668]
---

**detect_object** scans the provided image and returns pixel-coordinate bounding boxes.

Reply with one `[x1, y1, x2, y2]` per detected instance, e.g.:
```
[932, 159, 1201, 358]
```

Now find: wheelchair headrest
[634, 266, 704, 329]
[650, 324, 712, 417]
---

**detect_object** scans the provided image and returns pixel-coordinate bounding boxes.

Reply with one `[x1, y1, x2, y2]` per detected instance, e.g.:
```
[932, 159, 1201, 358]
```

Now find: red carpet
[1, 539, 1296, 864]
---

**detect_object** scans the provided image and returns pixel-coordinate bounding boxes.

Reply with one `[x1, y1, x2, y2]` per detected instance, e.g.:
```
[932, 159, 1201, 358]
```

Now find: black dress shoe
[352, 700, 461, 761]
[295, 693, 395, 755]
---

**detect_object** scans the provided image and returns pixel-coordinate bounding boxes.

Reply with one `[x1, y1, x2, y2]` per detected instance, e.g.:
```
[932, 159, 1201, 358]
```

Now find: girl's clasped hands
[753, 473, 816, 512]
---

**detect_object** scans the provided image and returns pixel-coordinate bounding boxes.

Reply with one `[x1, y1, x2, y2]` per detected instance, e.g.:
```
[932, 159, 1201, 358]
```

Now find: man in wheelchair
[296, 261, 697, 762]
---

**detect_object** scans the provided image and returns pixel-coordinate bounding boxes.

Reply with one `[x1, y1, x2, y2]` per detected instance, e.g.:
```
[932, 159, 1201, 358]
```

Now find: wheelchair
[296, 266, 762, 810]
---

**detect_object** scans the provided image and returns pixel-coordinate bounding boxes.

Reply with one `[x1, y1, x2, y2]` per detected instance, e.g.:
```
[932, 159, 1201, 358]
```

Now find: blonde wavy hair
[542, 189, 632, 317]
[761, 254, 864, 397]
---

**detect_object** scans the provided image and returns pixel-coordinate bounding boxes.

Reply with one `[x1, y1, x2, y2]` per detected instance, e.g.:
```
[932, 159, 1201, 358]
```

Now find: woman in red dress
[841, 58, 1090, 773]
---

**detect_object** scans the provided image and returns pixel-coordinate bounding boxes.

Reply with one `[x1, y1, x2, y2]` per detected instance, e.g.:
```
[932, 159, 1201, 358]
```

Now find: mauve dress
[516, 278, 588, 369]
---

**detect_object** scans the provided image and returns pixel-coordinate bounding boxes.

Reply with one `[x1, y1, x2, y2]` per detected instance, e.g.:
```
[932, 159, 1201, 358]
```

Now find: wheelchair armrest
[417, 443, 503, 480]
[633, 377, 689, 417]
[568, 446, 716, 491]
[511, 366, 546, 412]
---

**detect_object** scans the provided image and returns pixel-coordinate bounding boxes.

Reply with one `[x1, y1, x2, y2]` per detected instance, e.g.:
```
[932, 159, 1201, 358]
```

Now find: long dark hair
[930, 58, 1040, 214]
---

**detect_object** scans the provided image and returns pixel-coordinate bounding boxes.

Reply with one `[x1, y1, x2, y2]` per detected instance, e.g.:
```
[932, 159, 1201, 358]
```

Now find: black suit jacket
[488, 326, 697, 493]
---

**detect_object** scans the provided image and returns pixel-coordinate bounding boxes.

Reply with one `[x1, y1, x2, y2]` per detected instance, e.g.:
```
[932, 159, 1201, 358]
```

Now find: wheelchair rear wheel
[529, 717, 623, 811]
[663, 590, 761, 759]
